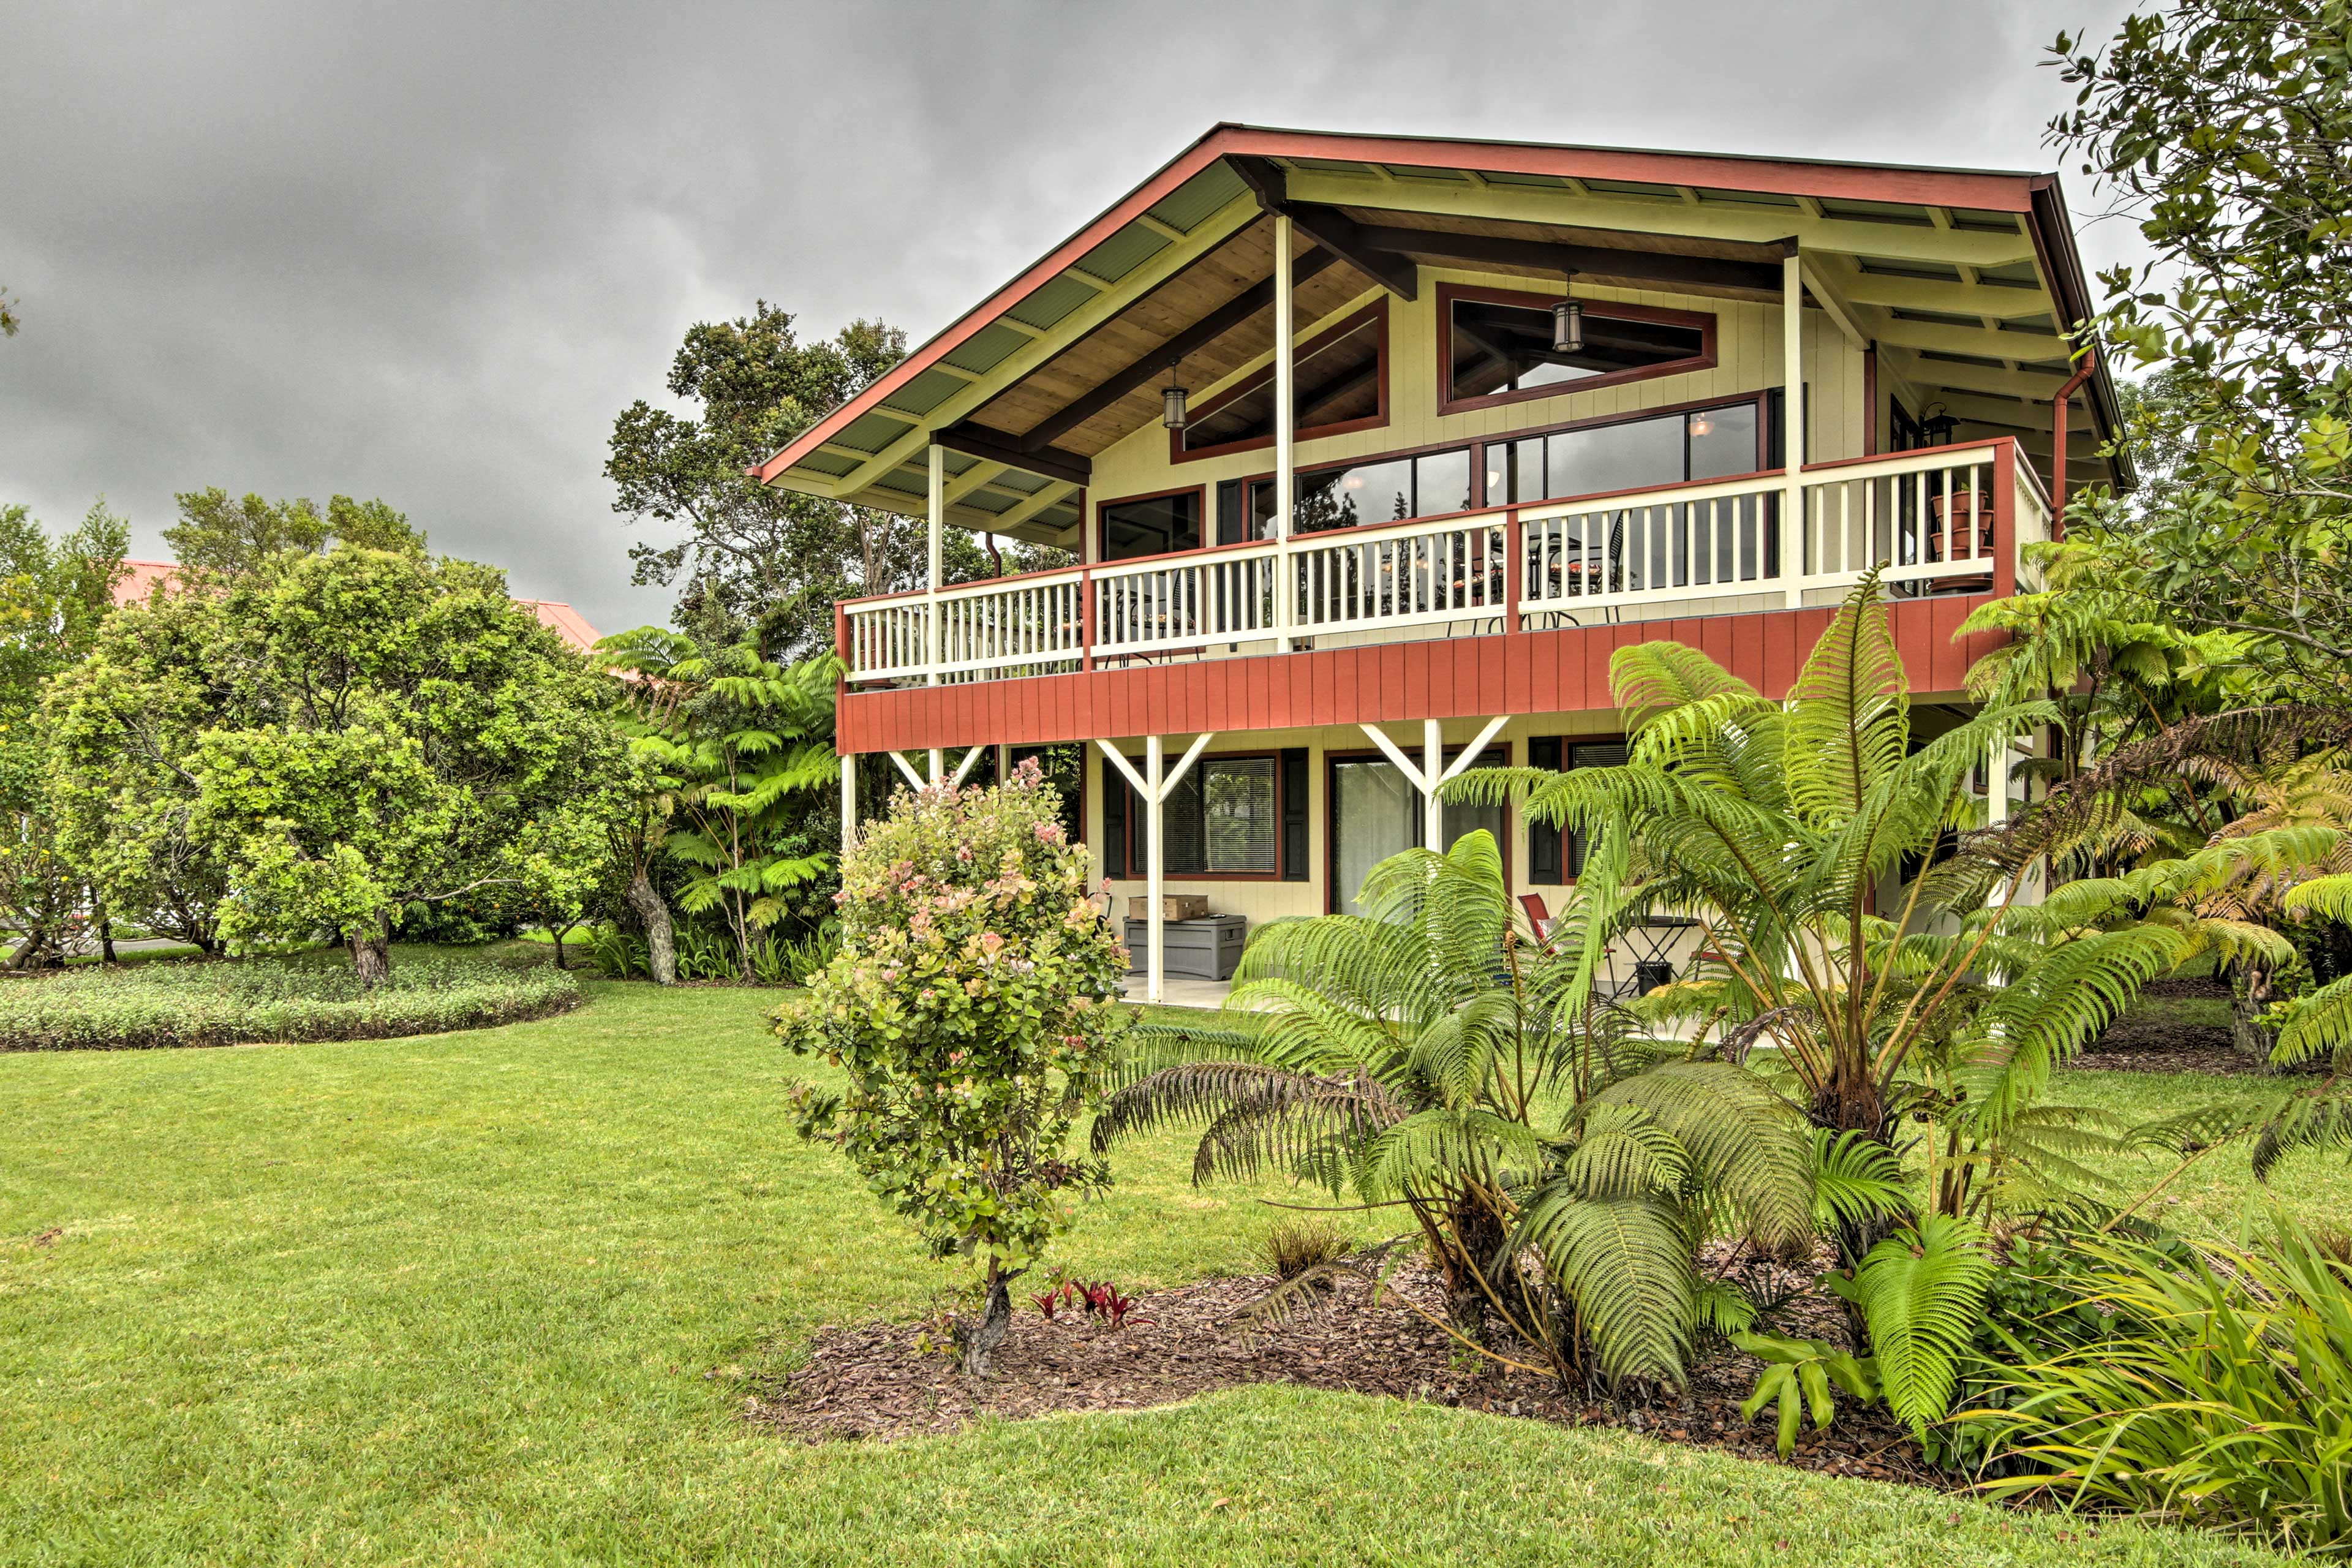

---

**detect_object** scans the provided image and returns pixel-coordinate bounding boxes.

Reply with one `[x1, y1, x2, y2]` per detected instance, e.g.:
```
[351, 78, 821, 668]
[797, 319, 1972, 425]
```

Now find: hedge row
[0, 958, 581, 1050]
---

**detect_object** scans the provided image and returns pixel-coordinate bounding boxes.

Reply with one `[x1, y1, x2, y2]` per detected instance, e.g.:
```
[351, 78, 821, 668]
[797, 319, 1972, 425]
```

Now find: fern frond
[1586, 1060, 1812, 1247]
[1836, 1214, 1992, 1435]
[1809, 1128, 1912, 1231]
[1783, 569, 1907, 827]
[1515, 1185, 1695, 1386]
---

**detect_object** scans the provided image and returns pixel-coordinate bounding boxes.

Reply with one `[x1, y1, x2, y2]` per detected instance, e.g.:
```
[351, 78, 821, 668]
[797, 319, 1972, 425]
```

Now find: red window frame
[1436, 283, 1717, 419]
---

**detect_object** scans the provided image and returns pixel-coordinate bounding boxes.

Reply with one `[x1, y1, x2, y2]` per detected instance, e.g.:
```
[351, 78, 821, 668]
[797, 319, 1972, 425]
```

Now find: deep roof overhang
[757, 124, 2129, 540]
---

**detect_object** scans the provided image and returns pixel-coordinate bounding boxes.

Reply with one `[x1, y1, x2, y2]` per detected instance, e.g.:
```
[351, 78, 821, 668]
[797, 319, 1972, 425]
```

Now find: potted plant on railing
[1924, 484, 1996, 568]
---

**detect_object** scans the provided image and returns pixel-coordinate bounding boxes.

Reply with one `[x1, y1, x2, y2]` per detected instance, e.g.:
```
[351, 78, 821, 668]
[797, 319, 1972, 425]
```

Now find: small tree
[45, 545, 624, 983]
[1, 499, 127, 967]
[784, 761, 1128, 1376]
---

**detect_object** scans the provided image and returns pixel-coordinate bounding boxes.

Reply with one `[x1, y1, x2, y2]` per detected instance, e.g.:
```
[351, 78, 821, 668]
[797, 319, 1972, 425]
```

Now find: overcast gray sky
[1, 0, 2137, 636]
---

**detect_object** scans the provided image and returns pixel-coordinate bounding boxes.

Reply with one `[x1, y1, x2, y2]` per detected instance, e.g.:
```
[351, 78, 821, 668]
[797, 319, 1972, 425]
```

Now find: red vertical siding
[837, 597, 2010, 750]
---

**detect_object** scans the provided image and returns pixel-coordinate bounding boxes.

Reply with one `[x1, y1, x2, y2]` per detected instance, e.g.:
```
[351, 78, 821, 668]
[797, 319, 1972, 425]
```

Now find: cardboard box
[1128, 893, 1210, 922]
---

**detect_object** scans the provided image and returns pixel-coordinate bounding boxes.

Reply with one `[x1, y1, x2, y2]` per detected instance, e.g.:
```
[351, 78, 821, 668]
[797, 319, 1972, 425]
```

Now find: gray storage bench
[1122, 914, 1247, 981]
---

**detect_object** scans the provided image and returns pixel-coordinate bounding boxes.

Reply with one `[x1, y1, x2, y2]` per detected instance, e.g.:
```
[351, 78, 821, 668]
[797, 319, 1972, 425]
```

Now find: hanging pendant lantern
[1551, 271, 1584, 355]
[1161, 360, 1189, 430]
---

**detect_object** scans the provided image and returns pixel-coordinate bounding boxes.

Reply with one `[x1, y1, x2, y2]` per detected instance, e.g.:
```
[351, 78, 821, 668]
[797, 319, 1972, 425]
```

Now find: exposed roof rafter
[1230, 156, 1418, 300]
[1016, 248, 1340, 452]
[937, 422, 1092, 488]
[1348, 218, 1790, 296]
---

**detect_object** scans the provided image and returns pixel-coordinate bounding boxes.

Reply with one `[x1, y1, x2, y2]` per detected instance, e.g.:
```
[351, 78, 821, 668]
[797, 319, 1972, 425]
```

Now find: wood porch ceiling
[957, 206, 1807, 464]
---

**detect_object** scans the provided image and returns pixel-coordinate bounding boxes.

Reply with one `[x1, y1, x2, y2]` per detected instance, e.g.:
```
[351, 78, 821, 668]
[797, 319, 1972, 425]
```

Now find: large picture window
[1440, 285, 1714, 415]
[1176, 302, 1388, 461]
[1493, 400, 1763, 505]
[1228, 448, 1472, 539]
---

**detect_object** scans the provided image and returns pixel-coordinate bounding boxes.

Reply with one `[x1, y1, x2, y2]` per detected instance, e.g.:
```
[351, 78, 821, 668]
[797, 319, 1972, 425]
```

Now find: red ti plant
[1032, 1276, 1082, 1320]
[1083, 1280, 1149, 1329]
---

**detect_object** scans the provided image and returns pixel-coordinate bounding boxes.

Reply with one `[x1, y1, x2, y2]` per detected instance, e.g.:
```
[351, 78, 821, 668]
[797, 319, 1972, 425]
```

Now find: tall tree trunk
[351, 913, 392, 989]
[625, 867, 677, 985]
[550, 922, 570, 971]
[96, 899, 116, 965]
[2233, 957, 2281, 1068]
[957, 1267, 1016, 1378]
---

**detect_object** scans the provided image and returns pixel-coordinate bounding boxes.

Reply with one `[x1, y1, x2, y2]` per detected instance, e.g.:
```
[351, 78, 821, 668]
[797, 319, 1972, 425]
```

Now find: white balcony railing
[838, 440, 2035, 687]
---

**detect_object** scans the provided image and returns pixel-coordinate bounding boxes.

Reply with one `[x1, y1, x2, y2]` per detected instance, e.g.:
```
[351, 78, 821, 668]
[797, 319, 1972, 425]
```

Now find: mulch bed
[2078, 977, 2312, 1076]
[753, 1248, 1947, 1488]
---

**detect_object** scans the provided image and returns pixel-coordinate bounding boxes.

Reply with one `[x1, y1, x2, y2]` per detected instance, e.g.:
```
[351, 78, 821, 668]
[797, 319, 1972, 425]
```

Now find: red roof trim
[752, 127, 1240, 485]
[755, 124, 2053, 489]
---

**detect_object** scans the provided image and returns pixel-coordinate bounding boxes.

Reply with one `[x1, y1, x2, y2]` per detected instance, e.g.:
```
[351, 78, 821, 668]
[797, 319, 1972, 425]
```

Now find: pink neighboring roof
[113, 560, 184, 603]
[514, 600, 601, 652]
[110, 560, 603, 652]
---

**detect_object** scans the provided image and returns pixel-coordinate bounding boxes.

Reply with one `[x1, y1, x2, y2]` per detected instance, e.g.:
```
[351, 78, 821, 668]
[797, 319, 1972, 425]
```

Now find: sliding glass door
[1329, 756, 1507, 915]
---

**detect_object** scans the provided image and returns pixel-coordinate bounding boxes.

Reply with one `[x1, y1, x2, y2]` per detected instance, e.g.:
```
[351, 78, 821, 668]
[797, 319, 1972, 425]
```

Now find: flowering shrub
[0, 957, 579, 1050]
[783, 759, 1128, 1374]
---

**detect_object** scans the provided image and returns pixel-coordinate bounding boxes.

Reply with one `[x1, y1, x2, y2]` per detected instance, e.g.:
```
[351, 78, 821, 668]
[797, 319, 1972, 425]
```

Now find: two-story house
[757, 126, 2127, 998]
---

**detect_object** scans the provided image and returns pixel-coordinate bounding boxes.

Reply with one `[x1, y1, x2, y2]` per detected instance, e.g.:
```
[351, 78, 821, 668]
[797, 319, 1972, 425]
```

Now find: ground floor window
[1103, 748, 1308, 880]
[1327, 753, 1506, 914]
[1526, 737, 1628, 883]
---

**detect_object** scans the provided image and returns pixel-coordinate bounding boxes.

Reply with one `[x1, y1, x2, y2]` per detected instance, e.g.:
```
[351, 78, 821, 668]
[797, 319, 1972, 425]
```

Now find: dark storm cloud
[1, 0, 2137, 636]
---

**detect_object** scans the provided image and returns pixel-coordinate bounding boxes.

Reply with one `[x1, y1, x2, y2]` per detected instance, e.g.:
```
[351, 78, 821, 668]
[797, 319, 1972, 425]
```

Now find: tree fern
[1096, 829, 1812, 1389]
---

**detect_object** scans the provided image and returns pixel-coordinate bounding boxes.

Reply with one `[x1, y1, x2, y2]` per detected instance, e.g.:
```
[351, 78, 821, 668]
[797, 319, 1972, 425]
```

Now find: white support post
[995, 742, 1012, 786]
[888, 751, 926, 791]
[927, 747, 944, 786]
[948, 745, 986, 789]
[1988, 728, 2014, 913]
[1782, 252, 1806, 609]
[1273, 211, 1296, 654]
[1093, 735, 1213, 1005]
[840, 751, 858, 851]
[926, 442, 945, 684]
[1422, 720, 1444, 851]
[1359, 717, 1505, 857]
[1145, 736, 1164, 1000]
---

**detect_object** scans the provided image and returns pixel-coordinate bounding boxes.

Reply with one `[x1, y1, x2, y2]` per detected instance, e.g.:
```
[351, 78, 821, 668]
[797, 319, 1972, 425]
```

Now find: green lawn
[0, 976, 2309, 1566]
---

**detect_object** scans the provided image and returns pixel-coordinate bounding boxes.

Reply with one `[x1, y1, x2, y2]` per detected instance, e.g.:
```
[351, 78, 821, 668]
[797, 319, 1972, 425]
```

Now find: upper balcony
[838, 439, 2046, 691]
[754, 127, 2120, 751]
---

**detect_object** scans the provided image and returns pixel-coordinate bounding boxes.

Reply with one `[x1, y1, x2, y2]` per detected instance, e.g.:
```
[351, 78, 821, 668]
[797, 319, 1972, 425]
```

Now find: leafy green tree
[1098, 832, 1811, 1388]
[606, 302, 1053, 654]
[1, 500, 127, 965]
[787, 762, 1128, 1376]
[161, 489, 426, 580]
[610, 304, 906, 652]
[45, 546, 622, 984]
[2044, 1, 2352, 696]
[598, 627, 838, 981]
